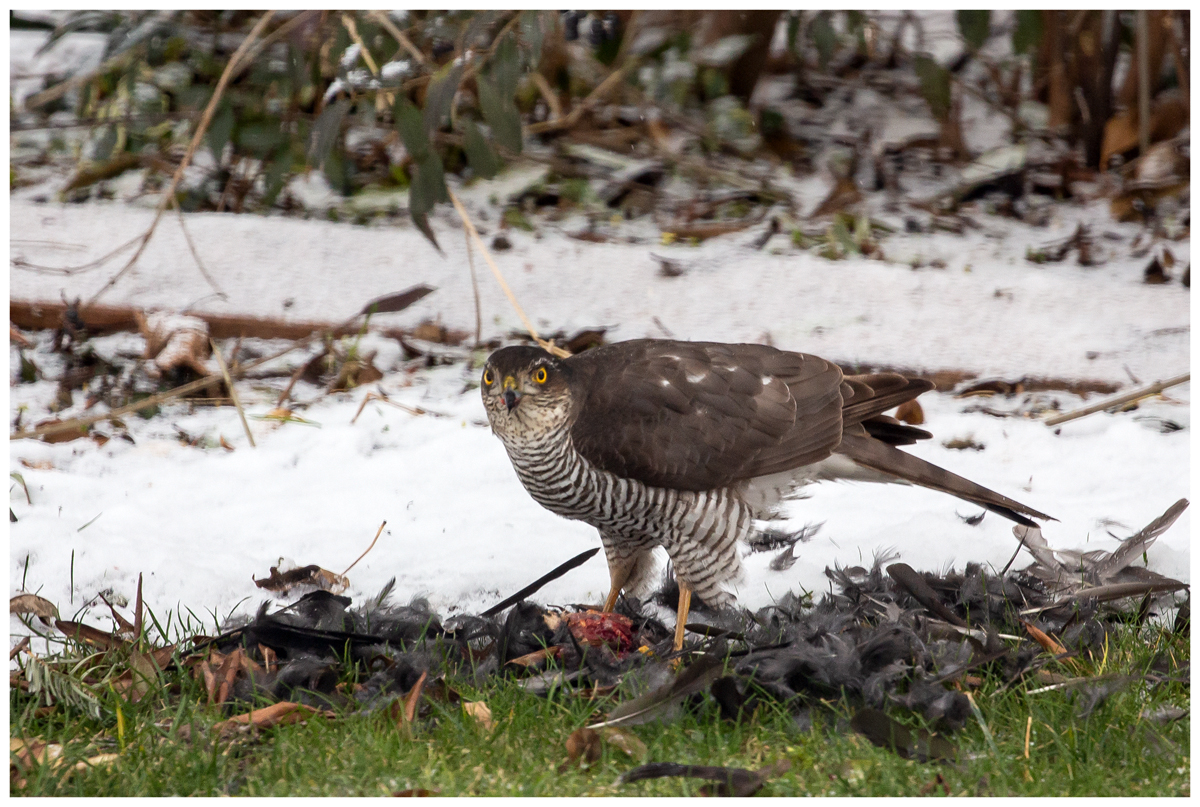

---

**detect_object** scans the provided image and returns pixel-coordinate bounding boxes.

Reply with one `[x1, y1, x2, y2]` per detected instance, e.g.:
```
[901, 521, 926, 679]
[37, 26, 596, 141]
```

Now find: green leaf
[477, 73, 523, 154]
[1012, 10, 1043, 55]
[786, 12, 802, 58]
[408, 151, 447, 252]
[323, 149, 348, 195]
[956, 10, 991, 51]
[912, 54, 951, 121]
[491, 32, 520, 97]
[262, 148, 289, 208]
[92, 124, 117, 162]
[394, 96, 430, 160]
[235, 122, 286, 158]
[518, 11, 545, 70]
[206, 100, 234, 160]
[809, 11, 836, 69]
[309, 97, 350, 168]
[422, 61, 464, 134]
[463, 119, 501, 179]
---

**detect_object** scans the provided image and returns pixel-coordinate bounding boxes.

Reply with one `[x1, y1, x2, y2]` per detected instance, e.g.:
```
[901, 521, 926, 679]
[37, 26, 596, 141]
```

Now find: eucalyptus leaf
[394, 97, 430, 160]
[408, 151, 447, 252]
[206, 100, 234, 161]
[236, 122, 286, 158]
[809, 11, 836, 69]
[955, 10, 990, 51]
[912, 54, 951, 121]
[309, 97, 350, 168]
[1012, 10, 1043, 55]
[491, 32, 520, 97]
[477, 73, 523, 154]
[423, 61, 464, 134]
[463, 119, 501, 179]
[518, 10, 545, 69]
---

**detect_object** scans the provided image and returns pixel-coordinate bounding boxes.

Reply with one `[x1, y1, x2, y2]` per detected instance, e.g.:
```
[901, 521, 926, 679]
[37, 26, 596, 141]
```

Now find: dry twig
[1044, 373, 1190, 426]
[84, 11, 279, 310]
[210, 339, 255, 448]
[446, 188, 569, 358]
[342, 521, 387, 576]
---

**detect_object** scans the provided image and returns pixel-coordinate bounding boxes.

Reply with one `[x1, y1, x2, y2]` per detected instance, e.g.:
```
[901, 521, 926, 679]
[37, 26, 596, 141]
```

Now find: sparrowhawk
[481, 339, 1051, 649]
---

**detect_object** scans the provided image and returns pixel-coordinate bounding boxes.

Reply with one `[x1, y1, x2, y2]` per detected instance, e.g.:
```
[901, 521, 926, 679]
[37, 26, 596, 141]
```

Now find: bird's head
[480, 346, 573, 440]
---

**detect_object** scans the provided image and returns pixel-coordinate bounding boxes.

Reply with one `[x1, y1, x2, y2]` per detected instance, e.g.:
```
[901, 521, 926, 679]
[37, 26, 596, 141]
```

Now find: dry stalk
[369, 10, 432, 70]
[341, 521, 387, 576]
[83, 11, 278, 309]
[172, 197, 227, 299]
[351, 391, 448, 424]
[342, 13, 390, 113]
[464, 226, 483, 347]
[1043, 372, 1190, 426]
[24, 47, 143, 110]
[529, 71, 563, 121]
[210, 339, 256, 448]
[446, 188, 569, 358]
[526, 61, 633, 135]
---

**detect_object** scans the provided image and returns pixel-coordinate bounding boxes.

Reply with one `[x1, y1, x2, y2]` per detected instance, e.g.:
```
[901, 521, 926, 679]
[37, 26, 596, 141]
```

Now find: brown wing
[566, 340, 846, 490]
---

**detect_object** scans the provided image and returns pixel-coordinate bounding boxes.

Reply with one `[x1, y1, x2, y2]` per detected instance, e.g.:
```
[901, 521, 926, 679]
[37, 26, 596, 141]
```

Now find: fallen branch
[1043, 372, 1190, 426]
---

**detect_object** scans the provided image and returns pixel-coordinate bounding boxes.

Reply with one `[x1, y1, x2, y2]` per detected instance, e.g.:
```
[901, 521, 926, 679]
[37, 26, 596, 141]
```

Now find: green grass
[10, 618, 1189, 796]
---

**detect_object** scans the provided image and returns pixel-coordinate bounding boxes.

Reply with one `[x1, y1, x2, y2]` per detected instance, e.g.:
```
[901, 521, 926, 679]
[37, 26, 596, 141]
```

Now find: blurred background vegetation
[10, 10, 1191, 249]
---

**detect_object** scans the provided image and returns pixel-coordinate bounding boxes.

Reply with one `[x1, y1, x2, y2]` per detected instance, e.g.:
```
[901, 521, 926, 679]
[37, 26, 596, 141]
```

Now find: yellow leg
[602, 562, 633, 613]
[673, 581, 692, 651]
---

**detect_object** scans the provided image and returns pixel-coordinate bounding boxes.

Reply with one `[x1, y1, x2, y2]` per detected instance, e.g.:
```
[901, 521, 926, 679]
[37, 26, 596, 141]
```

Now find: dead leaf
[919, 772, 951, 796]
[810, 176, 863, 218]
[55, 619, 122, 650]
[894, 400, 925, 425]
[559, 727, 602, 772]
[18, 458, 54, 470]
[1144, 256, 1170, 284]
[390, 670, 429, 738]
[462, 701, 495, 732]
[213, 701, 330, 737]
[1021, 620, 1067, 656]
[10, 594, 58, 624]
[506, 646, 562, 668]
[942, 436, 985, 451]
[393, 788, 440, 796]
[135, 310, 211, 379]
[253, 564, 348, 595]
[359, 285, 436, 317]
[34, 418, 90, 443]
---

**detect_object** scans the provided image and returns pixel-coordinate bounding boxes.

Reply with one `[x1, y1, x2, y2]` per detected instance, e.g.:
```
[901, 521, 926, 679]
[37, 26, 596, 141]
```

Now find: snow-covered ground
[9, 20, 1191, 641]
[9, 191, 1192, 636]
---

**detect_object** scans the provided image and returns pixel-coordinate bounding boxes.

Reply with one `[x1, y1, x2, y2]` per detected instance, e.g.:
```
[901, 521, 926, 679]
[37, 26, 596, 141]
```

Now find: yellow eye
[533, 367, 548, 384]
[482, 369, 493, 385]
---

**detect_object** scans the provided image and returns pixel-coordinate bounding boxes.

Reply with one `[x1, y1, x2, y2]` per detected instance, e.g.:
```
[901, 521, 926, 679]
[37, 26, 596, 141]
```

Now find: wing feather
[566, 340, 845, 490]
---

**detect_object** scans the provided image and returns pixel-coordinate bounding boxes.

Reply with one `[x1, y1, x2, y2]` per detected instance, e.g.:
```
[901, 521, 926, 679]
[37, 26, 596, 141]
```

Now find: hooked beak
[502, 376, 522, 412]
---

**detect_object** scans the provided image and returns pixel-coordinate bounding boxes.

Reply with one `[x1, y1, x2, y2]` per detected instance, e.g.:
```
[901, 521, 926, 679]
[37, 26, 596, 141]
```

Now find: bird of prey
[481, 339, 1051, 650]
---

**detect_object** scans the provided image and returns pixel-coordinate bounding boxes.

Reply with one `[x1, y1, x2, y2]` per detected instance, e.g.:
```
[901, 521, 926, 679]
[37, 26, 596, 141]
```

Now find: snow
[8, 23, 1192, 645]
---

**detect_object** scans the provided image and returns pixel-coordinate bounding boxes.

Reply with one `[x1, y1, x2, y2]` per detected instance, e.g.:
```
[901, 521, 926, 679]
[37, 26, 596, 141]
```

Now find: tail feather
[835, 432, 1054, 527]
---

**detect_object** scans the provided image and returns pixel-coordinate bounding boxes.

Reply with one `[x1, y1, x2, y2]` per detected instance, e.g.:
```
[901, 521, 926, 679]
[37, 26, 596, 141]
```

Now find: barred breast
[499, 427, 753, 606]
